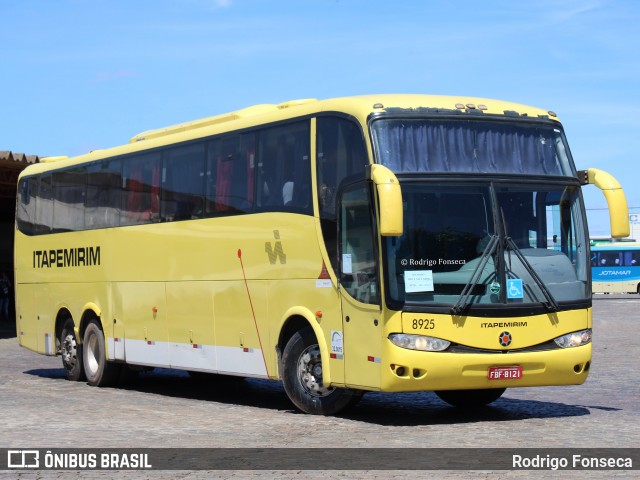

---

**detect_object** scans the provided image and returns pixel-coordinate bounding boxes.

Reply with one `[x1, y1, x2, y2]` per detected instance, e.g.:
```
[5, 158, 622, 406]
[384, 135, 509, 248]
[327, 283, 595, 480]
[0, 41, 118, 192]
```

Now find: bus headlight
[389, 334, 451, 352]
[554, 329, 592, 348]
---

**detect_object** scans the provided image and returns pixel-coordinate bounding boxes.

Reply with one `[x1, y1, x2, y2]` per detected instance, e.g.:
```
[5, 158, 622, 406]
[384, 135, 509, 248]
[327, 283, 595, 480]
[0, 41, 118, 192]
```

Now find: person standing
[0, 272, 11, 323]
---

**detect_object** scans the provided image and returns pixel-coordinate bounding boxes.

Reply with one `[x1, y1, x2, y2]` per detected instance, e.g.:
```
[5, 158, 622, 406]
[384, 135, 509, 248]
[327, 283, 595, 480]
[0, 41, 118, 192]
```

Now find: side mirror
[579, 168, 630, 238]
[367, 164, 403, 236]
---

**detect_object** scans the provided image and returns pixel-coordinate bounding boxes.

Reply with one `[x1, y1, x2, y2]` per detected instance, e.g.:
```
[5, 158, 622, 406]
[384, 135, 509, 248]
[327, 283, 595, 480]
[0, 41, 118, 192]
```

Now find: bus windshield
[371, 118, 575, 176]
[384, 181, 589, 310]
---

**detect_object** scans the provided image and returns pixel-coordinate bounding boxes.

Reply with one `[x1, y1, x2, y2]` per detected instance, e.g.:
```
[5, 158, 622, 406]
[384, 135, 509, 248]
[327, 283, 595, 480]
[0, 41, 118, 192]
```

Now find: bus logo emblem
[265, 230, 287, 265]
[499, 331, 512, 347]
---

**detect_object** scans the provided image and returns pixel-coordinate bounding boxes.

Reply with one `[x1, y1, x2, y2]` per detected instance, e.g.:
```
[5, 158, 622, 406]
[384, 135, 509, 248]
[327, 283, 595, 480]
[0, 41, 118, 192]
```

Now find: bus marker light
[315, 310, 323, 318]
[318, 262, 331, 279]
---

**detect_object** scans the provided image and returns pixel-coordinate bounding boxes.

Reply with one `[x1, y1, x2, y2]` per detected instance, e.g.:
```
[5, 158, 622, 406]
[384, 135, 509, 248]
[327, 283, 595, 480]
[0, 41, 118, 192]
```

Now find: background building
[0, 151, 39, 275]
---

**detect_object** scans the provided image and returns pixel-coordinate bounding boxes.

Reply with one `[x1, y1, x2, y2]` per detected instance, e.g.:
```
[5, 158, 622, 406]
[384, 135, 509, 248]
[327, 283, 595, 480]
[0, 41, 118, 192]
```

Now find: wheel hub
[297, 345, 332, 397]
[62, 334, 77, 370]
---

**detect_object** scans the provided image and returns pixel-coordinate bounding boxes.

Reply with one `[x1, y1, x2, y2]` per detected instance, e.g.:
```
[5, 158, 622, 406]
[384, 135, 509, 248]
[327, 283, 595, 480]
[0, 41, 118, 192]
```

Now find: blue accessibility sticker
[507, 279, 524, 299]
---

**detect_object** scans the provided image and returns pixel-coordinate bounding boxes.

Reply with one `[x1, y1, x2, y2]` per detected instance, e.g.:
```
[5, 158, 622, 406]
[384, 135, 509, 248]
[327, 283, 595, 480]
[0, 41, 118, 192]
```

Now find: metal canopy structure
[0, 151, 38, 221]
[0, 151, 39, 274]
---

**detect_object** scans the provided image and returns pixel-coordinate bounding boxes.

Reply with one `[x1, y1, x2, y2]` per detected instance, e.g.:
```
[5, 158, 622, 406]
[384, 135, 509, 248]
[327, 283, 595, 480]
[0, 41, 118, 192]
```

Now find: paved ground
[0, 295, 638, 479]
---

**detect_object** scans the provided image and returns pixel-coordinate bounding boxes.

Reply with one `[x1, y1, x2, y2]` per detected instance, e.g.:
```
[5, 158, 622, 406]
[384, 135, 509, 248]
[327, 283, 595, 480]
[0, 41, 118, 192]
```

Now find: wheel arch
[277, 307, 332, 386]
[79, 303, 103, 342]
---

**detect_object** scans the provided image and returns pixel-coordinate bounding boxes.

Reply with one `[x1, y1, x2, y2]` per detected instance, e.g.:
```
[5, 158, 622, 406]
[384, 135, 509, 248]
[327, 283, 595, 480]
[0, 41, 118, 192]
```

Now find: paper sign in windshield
[342, 254, 353, 274]
[405, 270, 434, 293]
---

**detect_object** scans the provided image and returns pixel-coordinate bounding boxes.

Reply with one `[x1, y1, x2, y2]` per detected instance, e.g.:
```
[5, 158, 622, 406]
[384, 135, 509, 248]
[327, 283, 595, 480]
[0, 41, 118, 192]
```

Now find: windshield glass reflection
[384, 182, 589, 311]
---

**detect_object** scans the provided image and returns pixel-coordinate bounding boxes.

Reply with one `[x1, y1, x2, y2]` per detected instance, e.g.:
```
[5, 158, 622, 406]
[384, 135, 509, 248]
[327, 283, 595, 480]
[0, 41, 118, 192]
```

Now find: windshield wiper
[451, 234, 499, 315]
[504, 236, 559, 312]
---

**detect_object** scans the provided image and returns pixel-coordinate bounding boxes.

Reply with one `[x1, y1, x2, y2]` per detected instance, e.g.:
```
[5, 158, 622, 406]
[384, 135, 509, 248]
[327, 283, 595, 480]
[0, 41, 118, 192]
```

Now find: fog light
[554, 329, 592, 348]
[389, 334, 450, 352]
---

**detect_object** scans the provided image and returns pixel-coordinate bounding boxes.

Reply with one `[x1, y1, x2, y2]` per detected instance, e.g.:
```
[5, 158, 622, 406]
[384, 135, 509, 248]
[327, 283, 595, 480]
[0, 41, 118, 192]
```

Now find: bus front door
[339, 182, 383, 390]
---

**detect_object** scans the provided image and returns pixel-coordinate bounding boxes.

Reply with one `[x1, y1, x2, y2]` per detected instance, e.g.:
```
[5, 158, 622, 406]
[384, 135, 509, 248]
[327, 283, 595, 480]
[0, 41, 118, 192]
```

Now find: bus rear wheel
[281, 327, 360, 415]
[60, 318, 85, 382]
[435, 388, 506, 408]
[83, 319, 121, 387]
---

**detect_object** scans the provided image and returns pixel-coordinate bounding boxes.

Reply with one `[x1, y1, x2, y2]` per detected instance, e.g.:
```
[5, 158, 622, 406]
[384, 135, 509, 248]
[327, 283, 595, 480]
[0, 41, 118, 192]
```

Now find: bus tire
[83, 319, 121, 387]
[281, 327, 359, 415]
[60, 318, 85, 382]
[435, 388, 506, 408]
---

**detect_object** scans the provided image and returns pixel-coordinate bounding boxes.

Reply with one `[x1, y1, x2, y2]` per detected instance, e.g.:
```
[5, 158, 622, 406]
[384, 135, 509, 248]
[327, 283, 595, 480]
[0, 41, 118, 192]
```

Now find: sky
[2, 0, 639, 237]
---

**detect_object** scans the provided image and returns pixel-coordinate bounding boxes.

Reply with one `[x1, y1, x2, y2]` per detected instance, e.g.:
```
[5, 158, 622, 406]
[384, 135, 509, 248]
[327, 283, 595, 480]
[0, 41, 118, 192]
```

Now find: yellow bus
[14, 95, 629, 414]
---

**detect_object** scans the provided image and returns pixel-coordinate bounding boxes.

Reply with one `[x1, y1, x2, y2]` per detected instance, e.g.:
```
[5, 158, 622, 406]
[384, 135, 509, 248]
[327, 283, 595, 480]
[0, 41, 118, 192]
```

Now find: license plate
[488, 365, 523, 380]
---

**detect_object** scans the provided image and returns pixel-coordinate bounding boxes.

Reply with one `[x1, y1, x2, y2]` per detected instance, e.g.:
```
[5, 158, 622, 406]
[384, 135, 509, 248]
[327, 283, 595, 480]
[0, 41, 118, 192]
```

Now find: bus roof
[19, 94, 560, 178]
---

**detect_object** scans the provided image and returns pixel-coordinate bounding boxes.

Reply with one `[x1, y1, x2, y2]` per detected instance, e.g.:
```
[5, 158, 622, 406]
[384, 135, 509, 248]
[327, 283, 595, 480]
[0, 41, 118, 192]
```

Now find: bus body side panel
[165, 281, 217, 372]
[115, 281, 169, 367]
[15, 283, 45, 354]
[14, 227, 109, 353]
[268, 278, 345, 385]
[213, 281, 269, 378]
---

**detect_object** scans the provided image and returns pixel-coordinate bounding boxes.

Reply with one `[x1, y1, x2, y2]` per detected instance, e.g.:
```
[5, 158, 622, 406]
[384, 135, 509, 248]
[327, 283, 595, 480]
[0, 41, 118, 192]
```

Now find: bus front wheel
[435, 388, 506, 408]
[83, 319, 121, 387]
[281, 327, 360, 415]
[60, 318, 85, 382]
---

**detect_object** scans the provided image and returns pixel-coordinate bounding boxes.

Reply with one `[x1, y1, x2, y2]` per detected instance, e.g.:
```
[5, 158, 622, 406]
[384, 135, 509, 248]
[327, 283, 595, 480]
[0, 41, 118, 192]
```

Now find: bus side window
[256, 121, 311, 214]
[16, 178, 36, 235]
[52, 168, 86, 233]
[340, 183, 379, 305]
[317, 116, 368, 274]
[121, 153, 162, 225]
[86, 161, 122, 229]
[243, 133, 256, 207]
[212, 135, 247, 213]
[205, 139, 219, 215]
[162, 143, 205, 221]
[35, 174, 53, 234]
